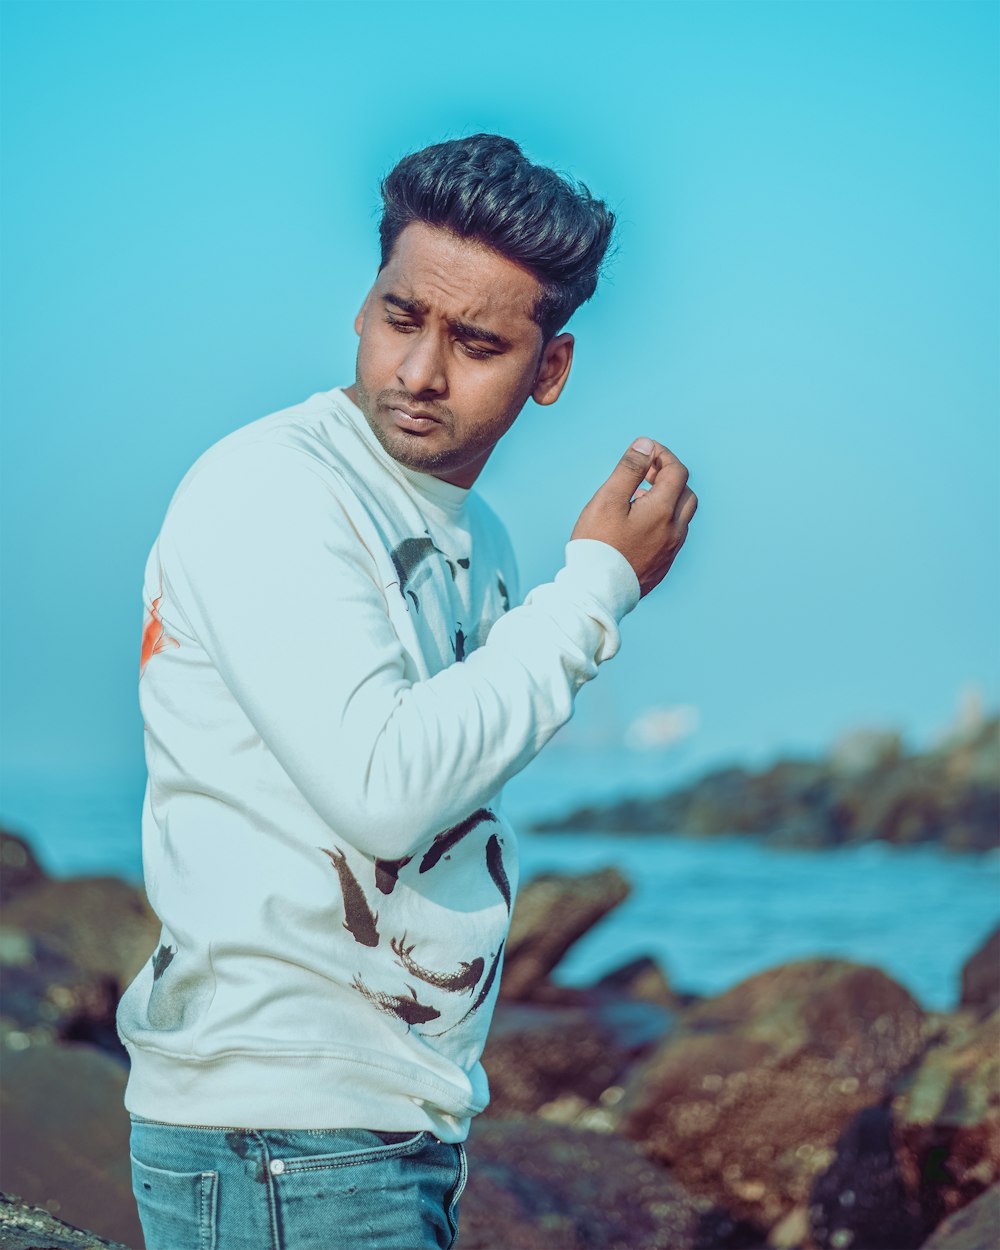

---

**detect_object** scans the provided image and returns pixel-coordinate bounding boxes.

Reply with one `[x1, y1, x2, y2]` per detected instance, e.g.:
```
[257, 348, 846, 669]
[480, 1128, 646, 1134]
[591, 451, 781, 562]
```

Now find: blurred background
[3, 0, 997, 989]
[1, 4, 998, 1246]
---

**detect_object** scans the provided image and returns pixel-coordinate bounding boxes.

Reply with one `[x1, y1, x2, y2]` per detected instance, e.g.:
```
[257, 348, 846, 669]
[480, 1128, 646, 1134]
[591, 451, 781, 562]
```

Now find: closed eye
[385, 314, 417, 333]
[459, 342, 498, 361]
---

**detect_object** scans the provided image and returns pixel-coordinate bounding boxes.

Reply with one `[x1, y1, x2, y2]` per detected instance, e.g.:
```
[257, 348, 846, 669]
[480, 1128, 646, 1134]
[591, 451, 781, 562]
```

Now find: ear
[354, 289, 374, 337]
[531, 333, 574, 406]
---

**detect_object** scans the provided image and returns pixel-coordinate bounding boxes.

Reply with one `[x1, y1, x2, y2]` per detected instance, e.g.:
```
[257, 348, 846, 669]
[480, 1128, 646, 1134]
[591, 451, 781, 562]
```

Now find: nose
[396, 329, 447, 397]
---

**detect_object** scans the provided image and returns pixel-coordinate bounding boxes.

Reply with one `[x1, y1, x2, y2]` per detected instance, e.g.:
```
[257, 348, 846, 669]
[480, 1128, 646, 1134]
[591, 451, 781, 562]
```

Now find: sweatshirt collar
[331, 386, 471, 517]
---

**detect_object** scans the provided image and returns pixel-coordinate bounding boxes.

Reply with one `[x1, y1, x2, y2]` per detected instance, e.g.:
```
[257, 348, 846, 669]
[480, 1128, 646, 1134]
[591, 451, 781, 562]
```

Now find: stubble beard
[351, 374, 530, 479]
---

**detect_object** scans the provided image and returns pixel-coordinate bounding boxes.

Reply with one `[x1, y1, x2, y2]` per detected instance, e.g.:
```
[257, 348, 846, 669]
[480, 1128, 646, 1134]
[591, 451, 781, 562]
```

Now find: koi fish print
[425, 942, 505, 1037]
[485, 834, 511, 913]
[497, 573, 510, 612]
[374, 854, 413, 896]
[451, 623, 467, 662]
[151, 943, 176, 981]
[387, 532, 470, 612]
[351, 975, 441, 1031]
[390, 934, 484, 995]
[139, 571, 180, 679]
[419, 808, 498, 873]
[319, 846, 380, 947]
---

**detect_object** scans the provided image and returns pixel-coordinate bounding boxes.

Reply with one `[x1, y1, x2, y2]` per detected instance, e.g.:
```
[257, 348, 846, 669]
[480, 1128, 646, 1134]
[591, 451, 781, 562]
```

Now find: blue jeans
[129, 1115, 467, 1250]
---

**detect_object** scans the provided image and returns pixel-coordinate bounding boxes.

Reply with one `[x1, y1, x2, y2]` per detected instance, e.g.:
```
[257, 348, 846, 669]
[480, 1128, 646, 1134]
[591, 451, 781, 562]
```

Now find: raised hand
[571, 437, 697, 599]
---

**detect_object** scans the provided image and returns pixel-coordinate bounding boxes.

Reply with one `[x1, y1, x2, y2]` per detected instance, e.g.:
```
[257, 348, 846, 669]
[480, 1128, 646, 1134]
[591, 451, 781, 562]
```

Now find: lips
[388, 404, 440, 424]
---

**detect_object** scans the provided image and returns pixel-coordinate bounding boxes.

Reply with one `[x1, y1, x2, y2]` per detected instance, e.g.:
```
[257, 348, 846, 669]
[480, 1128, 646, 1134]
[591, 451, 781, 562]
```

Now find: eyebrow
[383, 293, 513, 351]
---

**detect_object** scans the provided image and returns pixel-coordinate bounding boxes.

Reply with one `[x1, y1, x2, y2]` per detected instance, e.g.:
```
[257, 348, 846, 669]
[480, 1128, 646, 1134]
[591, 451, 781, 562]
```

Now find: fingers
[674, 485, 698, 525]
[608, 437, 694, 526]
[604, 439, 661, 506]
[644, 447, 689, 516]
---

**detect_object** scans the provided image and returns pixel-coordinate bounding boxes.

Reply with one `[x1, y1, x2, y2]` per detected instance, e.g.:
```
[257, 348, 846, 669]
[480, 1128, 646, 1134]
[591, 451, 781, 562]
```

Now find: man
[119, 133, 697, 1250]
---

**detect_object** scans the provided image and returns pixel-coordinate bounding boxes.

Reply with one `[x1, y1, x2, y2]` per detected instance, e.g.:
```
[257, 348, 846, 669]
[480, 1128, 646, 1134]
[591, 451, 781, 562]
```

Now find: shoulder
[165, 393, 351, 520]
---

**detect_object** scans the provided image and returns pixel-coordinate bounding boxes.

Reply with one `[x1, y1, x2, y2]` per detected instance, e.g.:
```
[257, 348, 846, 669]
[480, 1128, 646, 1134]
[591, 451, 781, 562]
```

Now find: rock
[0, 1043, 143, 1249]
[592, 954, 685, 1008]
[615, 958, 926, 1230]
[0, 930, 122, 1055]
[481, 996, 672, 1119]
[0, 827, 47, 903]
[808, 1102, 926, 1249]
[918, 1184, 1000, 1250]
[500, 867, 630, 1000]
[460, 1119, 763, 1249]
[1, 875, 160, 991]
[959, 925, 1000, 1018]
[830, 728, 904, 777]
[0, 1192, 134, 1250]
[891, 1007, 1000, 1233]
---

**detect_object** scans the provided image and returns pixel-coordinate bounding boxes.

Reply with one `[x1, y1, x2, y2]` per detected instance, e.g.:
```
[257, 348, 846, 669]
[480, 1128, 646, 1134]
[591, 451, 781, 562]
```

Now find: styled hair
[378, 134, 616, 341]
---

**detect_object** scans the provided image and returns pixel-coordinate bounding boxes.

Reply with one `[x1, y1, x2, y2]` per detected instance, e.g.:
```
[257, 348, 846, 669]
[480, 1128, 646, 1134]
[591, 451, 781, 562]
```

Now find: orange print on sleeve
[140, 571, 180, 679]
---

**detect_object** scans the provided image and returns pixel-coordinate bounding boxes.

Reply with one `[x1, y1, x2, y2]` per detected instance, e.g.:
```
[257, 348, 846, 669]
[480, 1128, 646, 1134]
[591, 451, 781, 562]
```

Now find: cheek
[356, 324, 394, 381]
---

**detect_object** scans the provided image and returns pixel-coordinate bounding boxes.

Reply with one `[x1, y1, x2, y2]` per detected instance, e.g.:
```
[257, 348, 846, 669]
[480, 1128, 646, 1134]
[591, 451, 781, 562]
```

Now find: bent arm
[159, 446, 640, 860]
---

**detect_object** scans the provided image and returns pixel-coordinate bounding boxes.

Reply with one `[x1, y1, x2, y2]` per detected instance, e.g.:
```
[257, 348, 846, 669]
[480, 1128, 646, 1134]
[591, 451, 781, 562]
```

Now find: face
[346, 221, 574, 489]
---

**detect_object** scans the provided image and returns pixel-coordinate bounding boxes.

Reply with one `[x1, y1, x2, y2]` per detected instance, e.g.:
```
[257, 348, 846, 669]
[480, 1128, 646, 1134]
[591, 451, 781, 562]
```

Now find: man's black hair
[378, 134, 616, 342]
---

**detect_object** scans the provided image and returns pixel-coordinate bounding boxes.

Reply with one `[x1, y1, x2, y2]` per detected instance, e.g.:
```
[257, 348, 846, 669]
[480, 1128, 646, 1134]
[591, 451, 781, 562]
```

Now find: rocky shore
[530, 716, 1000, 853]
[1, 825, 997, 1249]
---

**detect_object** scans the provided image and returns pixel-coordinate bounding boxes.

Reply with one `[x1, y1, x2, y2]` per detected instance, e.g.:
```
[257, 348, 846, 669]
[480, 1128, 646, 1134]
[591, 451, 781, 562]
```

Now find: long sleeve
[157, 442, 640, 861]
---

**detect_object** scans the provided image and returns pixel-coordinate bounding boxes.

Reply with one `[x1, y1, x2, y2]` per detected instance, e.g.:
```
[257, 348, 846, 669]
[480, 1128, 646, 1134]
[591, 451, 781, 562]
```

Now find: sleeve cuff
[562, 538, 642, 622]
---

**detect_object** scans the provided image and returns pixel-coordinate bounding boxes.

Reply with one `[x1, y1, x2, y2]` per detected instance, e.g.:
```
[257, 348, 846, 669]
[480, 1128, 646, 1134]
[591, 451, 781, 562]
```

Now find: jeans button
[269, 1159, 285, 1175]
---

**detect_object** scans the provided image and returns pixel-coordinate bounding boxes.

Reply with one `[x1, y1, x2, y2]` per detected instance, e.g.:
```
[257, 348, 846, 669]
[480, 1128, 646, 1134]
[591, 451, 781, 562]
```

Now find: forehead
[377, 222, 542, 334]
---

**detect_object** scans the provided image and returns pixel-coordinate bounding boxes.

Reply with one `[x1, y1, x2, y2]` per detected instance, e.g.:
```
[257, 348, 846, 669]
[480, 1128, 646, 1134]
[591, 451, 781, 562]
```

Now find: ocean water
[1, 770, 997, 1014]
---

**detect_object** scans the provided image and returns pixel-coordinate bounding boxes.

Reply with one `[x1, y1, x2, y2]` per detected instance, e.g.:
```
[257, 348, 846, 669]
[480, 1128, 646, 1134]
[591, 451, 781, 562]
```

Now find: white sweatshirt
[116, 385, 641, 1142]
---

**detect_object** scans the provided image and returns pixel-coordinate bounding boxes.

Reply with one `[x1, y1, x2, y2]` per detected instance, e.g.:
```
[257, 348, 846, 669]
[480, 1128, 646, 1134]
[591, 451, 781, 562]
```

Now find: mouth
[387, 404, 442, 432]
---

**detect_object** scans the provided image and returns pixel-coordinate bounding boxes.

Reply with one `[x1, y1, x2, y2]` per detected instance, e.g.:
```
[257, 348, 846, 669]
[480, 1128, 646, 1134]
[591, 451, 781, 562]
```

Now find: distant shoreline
[528, 715, 1000, 852]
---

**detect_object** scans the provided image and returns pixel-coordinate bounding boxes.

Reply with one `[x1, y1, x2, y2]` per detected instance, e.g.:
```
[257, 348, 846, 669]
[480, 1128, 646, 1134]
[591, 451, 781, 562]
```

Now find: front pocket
[130, 1154, 218, 1250]
[267, 1131, 460, 1250]
[267, 1129, 428, 1174]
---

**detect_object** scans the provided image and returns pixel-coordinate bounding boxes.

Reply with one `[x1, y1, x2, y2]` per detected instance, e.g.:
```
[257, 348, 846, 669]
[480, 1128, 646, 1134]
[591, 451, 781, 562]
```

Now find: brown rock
[892, 1007, 1000, 1231]
[593, 954, 684, 1007]
[0, 827, 47, 903]
[481, 997, 672, 1118]
[1, 875, 160, 991]
[0, 930, 122, 1054]
[959, 925, 1000, 1018]
[500, 867, 630, 1000]
[918, 1184, 1000, 1250]
[0, 1043, 143, 1249]
[616, 959, 925, 1229]
[460, 1119, 761, 1250]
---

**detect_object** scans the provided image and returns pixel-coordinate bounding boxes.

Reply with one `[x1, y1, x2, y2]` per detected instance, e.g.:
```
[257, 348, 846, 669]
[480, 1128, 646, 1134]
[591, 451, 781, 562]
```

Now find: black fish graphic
[151, 943, 175, 981]
[351, 975, 441, 1031]
[497, 573, 510, 612]
[388, 534, 469, 612]
[374, 854, 413, 895]
[319, 846, 379, 947]
[485, 834, 511, 912]
[419, 807, 498, 873]
[452, 623, 466, 663]
[426, 942, 505, 1037]
[390, 934, 484, 995]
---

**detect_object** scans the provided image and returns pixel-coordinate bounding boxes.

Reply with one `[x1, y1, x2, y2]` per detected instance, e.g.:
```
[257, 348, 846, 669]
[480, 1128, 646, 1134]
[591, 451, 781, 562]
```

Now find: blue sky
[2, 0, 997, 818]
